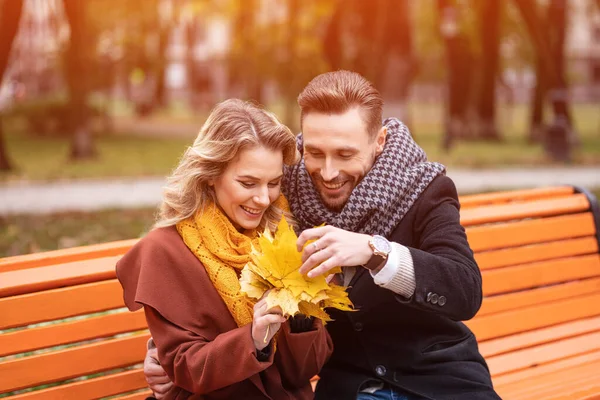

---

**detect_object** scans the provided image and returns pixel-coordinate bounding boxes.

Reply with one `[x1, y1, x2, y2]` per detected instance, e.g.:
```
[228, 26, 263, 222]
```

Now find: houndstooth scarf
[283, 118, 446, 237]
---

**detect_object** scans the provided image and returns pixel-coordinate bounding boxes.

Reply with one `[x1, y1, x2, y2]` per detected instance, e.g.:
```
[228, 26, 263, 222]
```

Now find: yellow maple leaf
[240, 216, 353, 320]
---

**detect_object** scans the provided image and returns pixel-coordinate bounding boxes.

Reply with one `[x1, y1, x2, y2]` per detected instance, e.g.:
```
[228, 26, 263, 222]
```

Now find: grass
[0, 207, 156, 257]
[2, 189, 599, 258]
[1, 133, 190, 182]
[1, 103, 599, 182]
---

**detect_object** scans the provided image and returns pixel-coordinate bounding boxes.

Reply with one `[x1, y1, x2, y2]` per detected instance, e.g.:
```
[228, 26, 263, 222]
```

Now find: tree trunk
[323, 0, 343, 71]
[529, 57, 546, 143]
[477, 0, 502, 141]
[0, 0, 24, 171]
[386, 0, 417, 128]
[238, 0, 262, 103]
[438, 0, 474, 149]
[513, 0, 572, 161]
[283, 0, 300, 129]
[63, 0, 96, 159]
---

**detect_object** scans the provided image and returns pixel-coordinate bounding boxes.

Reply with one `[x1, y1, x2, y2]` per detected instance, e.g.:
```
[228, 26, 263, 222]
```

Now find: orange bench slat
[466, 212, 597, 252]
[0, 256, 121, 297]
[477, 277, 600, 317]
[493, 349, 600, 386]
[459, 186, 575, 208]
[479, 316, 600, 359]
[0, 280, 125, 330]
[0, 309, 146, 357]
[0, 334, 149, 394]
[486, 330, 600, 377]
[475, 237, 599, 271]
[481, 254, 600, 296]
[460, 193, 590, 227]
[0, 239, 137, 272]
[6, 369, 147, 400]
[467, 293, 600, 341]
[496, 359, 600, 400]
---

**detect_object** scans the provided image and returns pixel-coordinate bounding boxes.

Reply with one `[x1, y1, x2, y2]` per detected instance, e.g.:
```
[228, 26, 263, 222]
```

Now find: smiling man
[284, 71, 500, 400]
[143, 71, 500, 400]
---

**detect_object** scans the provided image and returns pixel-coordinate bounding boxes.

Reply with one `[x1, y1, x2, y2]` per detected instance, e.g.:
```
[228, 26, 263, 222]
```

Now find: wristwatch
[364, 235, 392, 272]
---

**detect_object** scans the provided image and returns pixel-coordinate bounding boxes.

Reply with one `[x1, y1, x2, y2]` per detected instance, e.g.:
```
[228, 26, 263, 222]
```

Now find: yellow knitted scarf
[176, 196, 290, 327]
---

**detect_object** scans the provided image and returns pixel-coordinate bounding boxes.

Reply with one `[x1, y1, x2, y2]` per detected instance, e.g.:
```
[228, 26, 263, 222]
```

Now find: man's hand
[144, 339, 173, 399]
[297, 226, 373, 278]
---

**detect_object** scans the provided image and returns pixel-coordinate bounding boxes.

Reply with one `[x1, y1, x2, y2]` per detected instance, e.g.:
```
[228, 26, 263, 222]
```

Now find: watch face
[372, 235, 392, 254]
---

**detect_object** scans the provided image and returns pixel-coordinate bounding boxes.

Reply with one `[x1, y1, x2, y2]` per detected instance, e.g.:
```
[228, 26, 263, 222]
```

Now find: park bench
[1, 185, 599, 400]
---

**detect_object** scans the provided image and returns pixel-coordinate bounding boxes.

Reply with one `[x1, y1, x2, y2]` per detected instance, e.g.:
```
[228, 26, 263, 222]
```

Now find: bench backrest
[461, 186, 600, 381]
[1, 186, 599, 399]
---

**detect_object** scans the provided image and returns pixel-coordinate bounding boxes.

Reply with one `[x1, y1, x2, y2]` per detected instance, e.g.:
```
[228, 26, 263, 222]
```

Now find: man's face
[302, 108, 386, 212]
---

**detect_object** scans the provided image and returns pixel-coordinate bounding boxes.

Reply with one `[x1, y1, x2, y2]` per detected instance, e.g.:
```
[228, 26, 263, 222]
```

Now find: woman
[116, 99, 333, 399]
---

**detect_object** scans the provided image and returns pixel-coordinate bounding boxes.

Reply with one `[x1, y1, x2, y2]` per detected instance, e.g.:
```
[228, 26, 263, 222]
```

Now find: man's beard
[311, 173, 357, 212]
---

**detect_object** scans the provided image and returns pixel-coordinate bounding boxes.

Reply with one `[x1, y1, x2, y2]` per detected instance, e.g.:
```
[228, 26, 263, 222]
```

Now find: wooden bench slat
[478, 277, 600, 317]
[0, 310, 146, 357]
[460, 186, 574, 208]
[0, 256, 121, 297]
[0, 280, 125, 330]
[482, 254, 600, 296]
[466, 213, 597, 252]
[6, 369, 146, 400]
[476, 237, 599, 271]
[498, 361, 600, 400]
[467, 293, 600, 341]
[493, 349, 600, 386]
[487, 331, 600, 377]
[0, 334, 149, 394]
[479, 316, 600, 358]
[0, 239, 137, 273]
[496, 359, 600, 400]
[460, 193, 590, 227]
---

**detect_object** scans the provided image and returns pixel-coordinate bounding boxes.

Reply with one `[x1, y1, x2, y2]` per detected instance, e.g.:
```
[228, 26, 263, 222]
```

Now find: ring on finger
[312, 242, 320, 252]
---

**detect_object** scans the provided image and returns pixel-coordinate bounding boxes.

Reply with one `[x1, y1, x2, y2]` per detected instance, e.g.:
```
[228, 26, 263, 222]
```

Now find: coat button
[375, 365, 387, 377]
[354, 322, 364, 332]
[430, 293, 439, 305]
[438, 296, 447, 306]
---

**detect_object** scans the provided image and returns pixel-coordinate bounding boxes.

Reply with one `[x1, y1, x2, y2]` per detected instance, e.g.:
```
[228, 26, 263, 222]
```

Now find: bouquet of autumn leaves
[240, 217, 353, 322]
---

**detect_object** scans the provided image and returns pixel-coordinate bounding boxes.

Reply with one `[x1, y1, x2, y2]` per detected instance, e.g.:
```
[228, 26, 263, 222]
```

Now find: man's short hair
[297, 70, 384, 138]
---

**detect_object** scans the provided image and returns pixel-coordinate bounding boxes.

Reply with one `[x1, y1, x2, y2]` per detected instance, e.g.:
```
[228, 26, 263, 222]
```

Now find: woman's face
[211, 145, 284, 230]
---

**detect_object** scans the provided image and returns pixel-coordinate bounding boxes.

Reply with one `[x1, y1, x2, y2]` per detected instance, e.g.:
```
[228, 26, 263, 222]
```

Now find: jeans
[356, 388, 413, 400]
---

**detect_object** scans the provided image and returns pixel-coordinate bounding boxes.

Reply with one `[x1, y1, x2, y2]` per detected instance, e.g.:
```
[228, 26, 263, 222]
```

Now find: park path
[1, 166, 599, 215]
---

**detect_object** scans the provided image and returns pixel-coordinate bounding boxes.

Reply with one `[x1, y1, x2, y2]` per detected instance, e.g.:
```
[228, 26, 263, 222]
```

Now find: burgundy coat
[116, 226, 333, 399]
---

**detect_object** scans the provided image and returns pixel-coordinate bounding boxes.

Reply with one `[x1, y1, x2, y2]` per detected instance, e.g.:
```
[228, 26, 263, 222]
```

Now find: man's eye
[309, 152, 324, 158]
[268, 181, 281, 188]
[339, 153, 354, 159]
[240, 182, 255, 188]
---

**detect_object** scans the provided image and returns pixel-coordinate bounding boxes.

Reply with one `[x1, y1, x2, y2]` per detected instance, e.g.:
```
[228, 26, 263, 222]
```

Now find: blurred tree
[0, 0, 24, 171]
[322, 0, 416, 125]
[283, 0, 300, 126]
[63, 0, 96, 159]
[476, 0, 502, 141]
[514, 0, 574, 162]
[437, 0, 476, 149]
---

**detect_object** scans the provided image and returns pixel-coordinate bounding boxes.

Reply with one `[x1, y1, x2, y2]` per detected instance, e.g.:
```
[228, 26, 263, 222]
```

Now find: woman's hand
[252, 296, 286, 351]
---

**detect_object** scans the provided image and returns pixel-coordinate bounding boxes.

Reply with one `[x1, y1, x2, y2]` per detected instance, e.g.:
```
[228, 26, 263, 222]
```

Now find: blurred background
[0, 0, 599, 257]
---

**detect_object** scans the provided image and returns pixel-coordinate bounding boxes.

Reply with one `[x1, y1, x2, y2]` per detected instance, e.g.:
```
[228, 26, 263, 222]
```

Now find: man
[144, 71, 499, 399]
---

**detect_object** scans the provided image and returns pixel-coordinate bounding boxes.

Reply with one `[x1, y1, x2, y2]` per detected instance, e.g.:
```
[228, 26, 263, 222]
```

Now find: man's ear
[375, 126, 387, 156]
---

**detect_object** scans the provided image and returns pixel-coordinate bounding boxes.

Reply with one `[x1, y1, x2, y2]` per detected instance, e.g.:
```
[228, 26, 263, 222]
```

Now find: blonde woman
[117, 99, 333, 399]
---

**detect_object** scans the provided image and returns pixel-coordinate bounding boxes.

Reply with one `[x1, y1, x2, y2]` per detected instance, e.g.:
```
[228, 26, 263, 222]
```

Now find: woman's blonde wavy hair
[155, 99, 299, 231]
